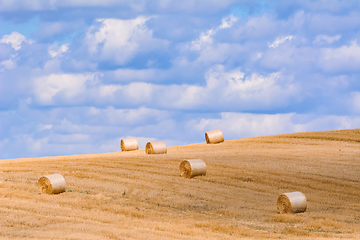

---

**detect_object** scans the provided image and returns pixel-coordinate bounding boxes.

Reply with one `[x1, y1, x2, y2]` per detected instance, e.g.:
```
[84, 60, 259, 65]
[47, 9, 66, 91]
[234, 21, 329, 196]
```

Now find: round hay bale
[120, 138, 139, 151]
[205, 129, 224, 144]
[38, 174, 66, 194]
[145, 141, 167, 154]
[277, 191, 307, 214]
[180, 159, 207, 178]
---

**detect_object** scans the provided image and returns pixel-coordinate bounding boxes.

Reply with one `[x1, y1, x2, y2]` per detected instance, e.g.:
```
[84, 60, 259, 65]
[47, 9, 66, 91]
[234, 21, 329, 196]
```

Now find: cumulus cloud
[48, 43, 69, 58]
[29, 64, 299, 111]
[231, 14, 279, 41]
[190, 29, 215, 51]
[1, 0, 360, 159]
[189, 15, 238, 51]
[107, 65, 297, 111]
[166, 65, 297, 110]
[99, 65, 297, 111]
[38, 124, 53, 131]
[0, 32, 29, 50]
[85, 17, 168, 65]
[219, 15, 238, 29]
[33, 73, 100, 105]
[319, 41, 360, 72]
[188, 112, 360, 140]
[0, 43, 15, 60]
[0, 104, 183, 159]
[180, 15, 247, 66]
[269, 35, 294, 48]
[0, 32, 34, 70]
[1, 58, 16, 69]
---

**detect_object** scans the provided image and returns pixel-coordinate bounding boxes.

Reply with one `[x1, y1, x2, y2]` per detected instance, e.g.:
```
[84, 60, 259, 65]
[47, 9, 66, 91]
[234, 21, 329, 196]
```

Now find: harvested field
[1, 129, 359, 239]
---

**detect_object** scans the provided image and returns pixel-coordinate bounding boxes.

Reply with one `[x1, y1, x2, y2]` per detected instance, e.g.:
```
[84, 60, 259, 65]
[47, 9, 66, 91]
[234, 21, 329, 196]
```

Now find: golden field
[1, 129, 359, 239]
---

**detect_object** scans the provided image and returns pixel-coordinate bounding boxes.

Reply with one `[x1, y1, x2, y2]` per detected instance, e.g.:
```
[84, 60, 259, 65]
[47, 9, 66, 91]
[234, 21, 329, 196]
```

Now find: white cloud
[190, 29, 215, 51]
[269, 35, 294, 48]
[159, 84, 203, 109]
[0, 58, 16, 69]
[253, 52, 263, 60]
[124, 82, 154, 104]
[48, 43, 69, 58]
[194, 43, 244, 64]
[2, 1, 360, 160]
[188, 112, 360, 140]
[137, 65, 299, 110]
[231, 14, 281, 41]
[189, 112, 302, 138]
[219, 15, 238, 29]
[94, 82, 155, 106]
[189, 15, 238, 52]
[319, 41, 360, 72]
[0, 32, 34, 71]
[38, 124, 53, 131]
[98, 84, 122, 99]
[85, 17, 168, 65]
[23, 135, 49, 153]
[73, 65, 297, 111]
[260, 44, 319, 70]
[314, 34, 341, 44]
[33, 73, 99, 105]
[0, 32, 31, 50]
[201, 65, 297, 109]
[0, 133, 97, 158]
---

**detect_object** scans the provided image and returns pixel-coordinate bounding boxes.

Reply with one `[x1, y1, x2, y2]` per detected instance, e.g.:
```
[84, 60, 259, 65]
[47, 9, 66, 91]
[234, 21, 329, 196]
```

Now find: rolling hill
[1, 129, 359, 239]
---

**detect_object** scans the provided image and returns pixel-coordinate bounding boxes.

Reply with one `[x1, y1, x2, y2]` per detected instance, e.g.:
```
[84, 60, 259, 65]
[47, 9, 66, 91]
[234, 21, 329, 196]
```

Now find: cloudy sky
[1, 0, 360, 159]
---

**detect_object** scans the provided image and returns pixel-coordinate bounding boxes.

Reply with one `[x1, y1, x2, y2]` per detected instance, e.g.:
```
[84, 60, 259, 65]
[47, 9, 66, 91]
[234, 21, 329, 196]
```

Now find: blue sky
[1, 0, 360, 159]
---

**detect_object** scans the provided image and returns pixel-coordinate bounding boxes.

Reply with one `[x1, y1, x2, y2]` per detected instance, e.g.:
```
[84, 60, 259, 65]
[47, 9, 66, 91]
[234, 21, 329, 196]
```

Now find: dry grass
[1, 129, 359, 239]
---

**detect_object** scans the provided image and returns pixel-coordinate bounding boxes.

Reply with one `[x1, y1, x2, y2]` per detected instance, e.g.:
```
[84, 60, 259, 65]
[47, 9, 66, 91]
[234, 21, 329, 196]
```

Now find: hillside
[1, 129, 359, 239]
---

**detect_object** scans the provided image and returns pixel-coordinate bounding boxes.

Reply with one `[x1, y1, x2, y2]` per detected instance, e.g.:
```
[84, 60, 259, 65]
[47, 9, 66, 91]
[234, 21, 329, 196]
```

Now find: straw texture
[205, 129, 224, 144]
[180, 159, 207, 178]
[145, 141, 167, 154]
[277, 191, 307, 214]
[38, 174, 66, 194]
[120, 138, 139, 151]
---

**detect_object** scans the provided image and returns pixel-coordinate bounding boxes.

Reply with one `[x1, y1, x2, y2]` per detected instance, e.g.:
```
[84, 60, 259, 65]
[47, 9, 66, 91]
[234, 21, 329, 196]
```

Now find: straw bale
[205, 129, 224, 144]
[180, 159, 207, 178]
[145, 141, 167, 154]
[277, 191, 307, 214]
[120, 138, 139, 151]
[38, 174, 66, 194]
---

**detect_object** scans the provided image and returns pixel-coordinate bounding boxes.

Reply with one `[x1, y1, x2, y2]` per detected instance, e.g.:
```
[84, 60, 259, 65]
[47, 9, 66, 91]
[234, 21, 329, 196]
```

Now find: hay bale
[180, 159, 207, 178]
[38, 174, 66, 194]
[277, 191, 307, 214]
[205, 129, 224, 144]
[145, 141, 167, 154]
[120, 138, 139, 151]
